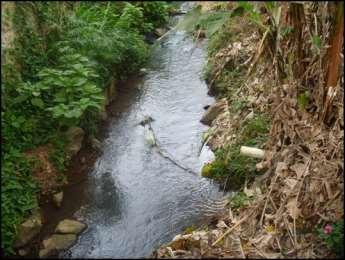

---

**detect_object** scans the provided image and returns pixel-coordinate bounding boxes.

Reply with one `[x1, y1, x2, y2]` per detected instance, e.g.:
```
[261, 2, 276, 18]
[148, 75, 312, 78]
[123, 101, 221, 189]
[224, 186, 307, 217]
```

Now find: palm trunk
[321, 2, 344, 122]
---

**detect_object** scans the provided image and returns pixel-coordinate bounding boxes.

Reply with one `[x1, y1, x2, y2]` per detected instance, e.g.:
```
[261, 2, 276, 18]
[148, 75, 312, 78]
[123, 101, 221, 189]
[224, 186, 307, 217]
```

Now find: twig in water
[148, 123, 199, 175]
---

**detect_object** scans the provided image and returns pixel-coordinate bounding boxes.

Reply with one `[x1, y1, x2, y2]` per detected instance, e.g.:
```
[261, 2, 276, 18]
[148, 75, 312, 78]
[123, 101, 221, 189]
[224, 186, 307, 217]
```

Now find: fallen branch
[148, 123, 199, 175]
[156, 25, 178, 42]
[212, 208, 257, 246]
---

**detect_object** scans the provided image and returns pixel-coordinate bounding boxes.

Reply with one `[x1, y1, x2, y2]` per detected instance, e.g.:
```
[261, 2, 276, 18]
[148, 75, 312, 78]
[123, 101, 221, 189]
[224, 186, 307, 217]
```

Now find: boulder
[14, 211, 42, 248]
[65, 127, 85, 157]
[200, 99, 227, 126]
[39, 234, 76, 258]
[52, 191, 63, 208]
[55, 219, 86, 234]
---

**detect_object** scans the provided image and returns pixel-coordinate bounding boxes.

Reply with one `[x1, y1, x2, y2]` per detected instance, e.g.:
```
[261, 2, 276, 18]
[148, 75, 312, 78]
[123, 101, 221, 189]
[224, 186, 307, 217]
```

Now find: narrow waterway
[62, 4, 225, 258]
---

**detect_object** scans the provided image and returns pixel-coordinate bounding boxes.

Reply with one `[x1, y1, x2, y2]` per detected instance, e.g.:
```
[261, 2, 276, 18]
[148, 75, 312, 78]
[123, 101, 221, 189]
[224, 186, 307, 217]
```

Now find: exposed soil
[25, 145, 64, 197]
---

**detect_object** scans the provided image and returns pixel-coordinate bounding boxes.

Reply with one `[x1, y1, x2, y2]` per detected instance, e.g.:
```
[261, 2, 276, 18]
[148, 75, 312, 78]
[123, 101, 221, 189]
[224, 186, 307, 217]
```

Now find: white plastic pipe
[240, 146, 265, 159]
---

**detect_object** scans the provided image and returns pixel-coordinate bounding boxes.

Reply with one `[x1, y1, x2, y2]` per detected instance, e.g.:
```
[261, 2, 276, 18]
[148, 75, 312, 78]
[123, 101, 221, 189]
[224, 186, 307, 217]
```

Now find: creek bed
[59, 3, 226, 258]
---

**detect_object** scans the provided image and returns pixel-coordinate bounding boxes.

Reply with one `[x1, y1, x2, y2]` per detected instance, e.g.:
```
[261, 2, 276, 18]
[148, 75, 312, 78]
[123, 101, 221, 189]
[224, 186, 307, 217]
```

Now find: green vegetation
[192, 2, 271, 191]
[1, 1, 170, 254]
[1, 150, 38, 254]
[318, 220, 344, 258]
[241, 114, 270, 146]
[202, 145, 258, 190]
[229, 192, 252, 209]
[184, 224, 197, 234]
[201, 114, 269, 190]
[176, 5, 230, 38]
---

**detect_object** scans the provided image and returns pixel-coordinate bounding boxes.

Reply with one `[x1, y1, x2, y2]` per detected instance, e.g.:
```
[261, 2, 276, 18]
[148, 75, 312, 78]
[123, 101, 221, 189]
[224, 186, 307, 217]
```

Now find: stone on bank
[39, 234, 76, 258]
[55, 219, 86, 235]
[14, 211, 42, 248]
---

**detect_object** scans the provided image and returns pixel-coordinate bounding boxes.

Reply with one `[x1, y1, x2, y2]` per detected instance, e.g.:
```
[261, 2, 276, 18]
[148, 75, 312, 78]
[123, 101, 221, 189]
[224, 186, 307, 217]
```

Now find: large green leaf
[31, 98, 45, 109]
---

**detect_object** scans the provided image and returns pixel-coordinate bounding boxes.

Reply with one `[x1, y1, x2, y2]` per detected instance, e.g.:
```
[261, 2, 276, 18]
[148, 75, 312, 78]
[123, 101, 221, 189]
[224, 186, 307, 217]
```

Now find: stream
[61, 3, 226, 258]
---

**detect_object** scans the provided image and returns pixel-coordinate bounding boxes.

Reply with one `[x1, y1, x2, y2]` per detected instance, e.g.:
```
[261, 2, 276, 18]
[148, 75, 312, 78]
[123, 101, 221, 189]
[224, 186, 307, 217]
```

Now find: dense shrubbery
[1, 1, 169, 254]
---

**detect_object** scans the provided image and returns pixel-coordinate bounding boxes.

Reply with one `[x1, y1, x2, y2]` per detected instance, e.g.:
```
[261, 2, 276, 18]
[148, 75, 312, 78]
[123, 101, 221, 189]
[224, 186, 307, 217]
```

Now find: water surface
[63, 5, 225, 258]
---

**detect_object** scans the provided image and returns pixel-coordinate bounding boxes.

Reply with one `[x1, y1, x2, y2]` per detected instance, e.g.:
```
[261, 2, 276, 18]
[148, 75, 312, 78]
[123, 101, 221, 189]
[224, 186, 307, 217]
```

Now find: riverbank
[19, 76, 145, 258]
[153, 2, 343, 258]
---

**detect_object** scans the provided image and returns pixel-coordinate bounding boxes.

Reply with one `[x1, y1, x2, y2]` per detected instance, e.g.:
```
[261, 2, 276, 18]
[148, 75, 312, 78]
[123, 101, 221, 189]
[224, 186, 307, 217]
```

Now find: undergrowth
[194, 2, 270, 191]
[229, 192, 252, 209]
[318, 220, 344, 258]
[202, 114, 269, 190]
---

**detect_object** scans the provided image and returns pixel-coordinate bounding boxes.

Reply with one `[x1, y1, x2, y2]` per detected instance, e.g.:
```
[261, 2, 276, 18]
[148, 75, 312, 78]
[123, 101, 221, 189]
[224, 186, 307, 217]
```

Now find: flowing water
[62, 4, 226, 258]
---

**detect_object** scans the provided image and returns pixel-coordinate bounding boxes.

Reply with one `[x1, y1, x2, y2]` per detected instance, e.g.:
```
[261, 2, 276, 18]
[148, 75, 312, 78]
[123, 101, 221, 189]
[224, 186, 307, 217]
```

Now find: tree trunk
[321, 2, 344, 122]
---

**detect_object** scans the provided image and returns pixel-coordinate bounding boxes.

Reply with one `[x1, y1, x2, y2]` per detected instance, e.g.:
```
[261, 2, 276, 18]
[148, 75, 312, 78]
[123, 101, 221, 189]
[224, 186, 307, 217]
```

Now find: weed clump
[318, 220, 344, 258]
[202, 114, 269, 190]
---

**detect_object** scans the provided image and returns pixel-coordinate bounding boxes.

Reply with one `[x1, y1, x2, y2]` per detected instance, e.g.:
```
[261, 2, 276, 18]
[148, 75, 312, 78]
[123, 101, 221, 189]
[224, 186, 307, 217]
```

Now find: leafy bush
[116, 2, 153, 33]
[136, 2, 169, 28]
[1, 149, 38, 254]
[18, 49, 104, 129]
[65, 5, 149, 83]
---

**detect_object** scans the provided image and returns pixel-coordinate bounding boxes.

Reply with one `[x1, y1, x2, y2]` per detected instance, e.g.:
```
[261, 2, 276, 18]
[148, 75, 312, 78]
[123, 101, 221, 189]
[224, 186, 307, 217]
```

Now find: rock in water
[52, 191, 63, 208]
[139, 68, 148, 76]
[39, 234, 76, 258]
[55, 219, 86, 234]
[200, 98, 227, 126]
[14, 211, 42, 248]
[65, 127, 85, 157]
